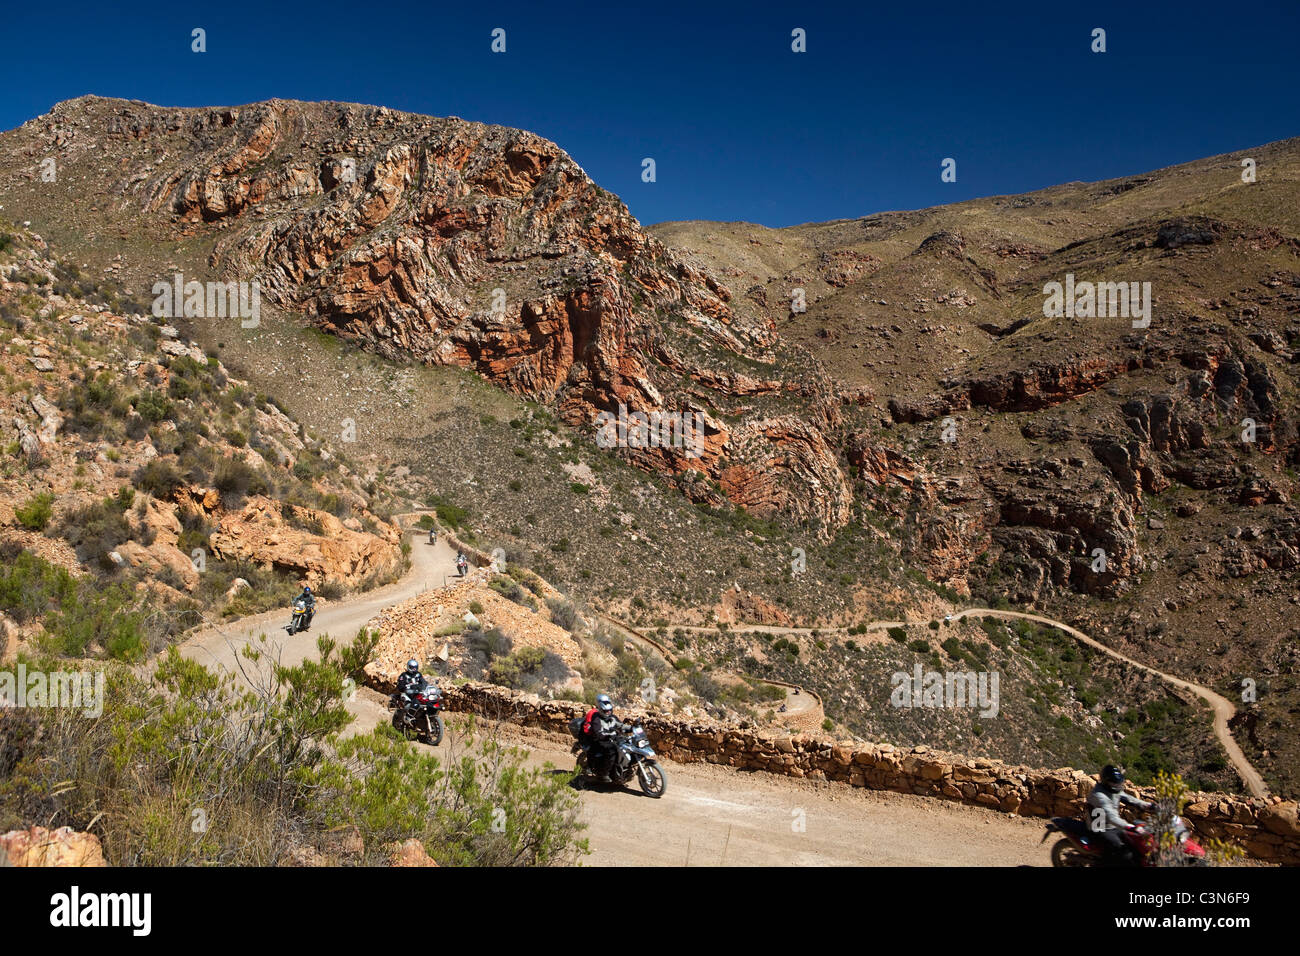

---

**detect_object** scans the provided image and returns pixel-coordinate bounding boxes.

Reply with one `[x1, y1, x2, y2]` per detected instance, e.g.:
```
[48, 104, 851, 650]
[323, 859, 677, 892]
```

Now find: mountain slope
[2, 97, 1298, 795]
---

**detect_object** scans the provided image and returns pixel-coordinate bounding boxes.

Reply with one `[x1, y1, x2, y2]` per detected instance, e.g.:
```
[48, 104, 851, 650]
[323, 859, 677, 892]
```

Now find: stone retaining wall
[427, 679, 1300, 865]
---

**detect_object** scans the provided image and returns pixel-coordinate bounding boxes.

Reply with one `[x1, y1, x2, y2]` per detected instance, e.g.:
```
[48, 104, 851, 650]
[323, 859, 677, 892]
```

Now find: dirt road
[955, 609, 1268, 799]
[493, 720, 1049, 866]
[626, 609, 1268, 799]
[177, 529, 1051, 866]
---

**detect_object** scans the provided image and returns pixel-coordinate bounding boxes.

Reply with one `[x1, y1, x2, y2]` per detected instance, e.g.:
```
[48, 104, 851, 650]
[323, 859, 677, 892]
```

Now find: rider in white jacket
[1086, 765, 1154, 864]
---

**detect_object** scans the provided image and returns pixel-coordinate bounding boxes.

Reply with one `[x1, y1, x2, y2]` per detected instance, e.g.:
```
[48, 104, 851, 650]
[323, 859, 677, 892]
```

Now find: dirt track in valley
[626, 609, 1267, 798]
[177, 527, 1052, 866]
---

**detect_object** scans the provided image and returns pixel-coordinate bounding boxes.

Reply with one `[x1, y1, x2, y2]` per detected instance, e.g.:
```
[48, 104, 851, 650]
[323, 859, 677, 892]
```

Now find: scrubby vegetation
[664, 616, 1226, 791]
[0, 547, 182, 660]
[13, 492, 53, 531]
[0, 631, 587, 866]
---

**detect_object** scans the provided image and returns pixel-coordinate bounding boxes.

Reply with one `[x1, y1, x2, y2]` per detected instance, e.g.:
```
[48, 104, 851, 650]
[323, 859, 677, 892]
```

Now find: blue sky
[2, 0, 1297, 227]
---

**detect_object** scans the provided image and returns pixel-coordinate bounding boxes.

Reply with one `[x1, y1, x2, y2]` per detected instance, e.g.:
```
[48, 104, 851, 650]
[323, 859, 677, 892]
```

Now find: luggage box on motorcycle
[568, 715, 584, 739]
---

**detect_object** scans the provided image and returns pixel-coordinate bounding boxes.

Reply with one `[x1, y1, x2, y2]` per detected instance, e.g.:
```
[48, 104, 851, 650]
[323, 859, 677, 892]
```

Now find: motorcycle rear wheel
[1050, 838, 1091, 868]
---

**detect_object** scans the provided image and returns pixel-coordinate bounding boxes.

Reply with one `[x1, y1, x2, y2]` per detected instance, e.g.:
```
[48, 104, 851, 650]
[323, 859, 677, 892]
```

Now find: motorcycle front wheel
[1050, 838, 1091, 868]
[637, 760, 667, 798]
[418, 712, 445, 746]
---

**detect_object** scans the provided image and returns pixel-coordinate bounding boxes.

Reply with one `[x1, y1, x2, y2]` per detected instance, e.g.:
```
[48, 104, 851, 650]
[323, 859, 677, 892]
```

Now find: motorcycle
[1042, 813, 1206, 867]
[456, 554, 468, 576]
[428, 528, 437, 545]
[390, 681, 445, 746]
[570, 720, 667, 798]
[286, 598, 314, 635]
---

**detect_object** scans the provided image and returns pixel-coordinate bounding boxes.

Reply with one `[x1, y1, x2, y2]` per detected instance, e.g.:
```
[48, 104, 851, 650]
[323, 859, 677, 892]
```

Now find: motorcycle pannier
[568, 715, 584, 739]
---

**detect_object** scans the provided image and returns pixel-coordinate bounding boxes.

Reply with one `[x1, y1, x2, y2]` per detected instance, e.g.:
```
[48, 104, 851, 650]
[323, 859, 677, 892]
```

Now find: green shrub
[467, 627, 513, 661]
[14, 492, 54, 531]
[213, 457, 268, 504]
[85, 372, 118, 407]
[133, 389, 172, 422]
[133, 459, 186, 499]
[0, 549, 151, 659]
[685, 667, 718, 701]
[56, 497, 132, 565]
[425, 495, 469, 531]
[547, 597, 580, 632]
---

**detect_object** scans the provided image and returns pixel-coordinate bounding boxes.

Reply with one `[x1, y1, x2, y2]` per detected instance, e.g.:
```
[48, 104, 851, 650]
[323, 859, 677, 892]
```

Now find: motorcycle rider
[295, 584, 316, 627]
[456, 550, 468, 575]
[1087, 765, 1155, 865]
[394, 659, 429, 720]
[581, 694, 620, 782]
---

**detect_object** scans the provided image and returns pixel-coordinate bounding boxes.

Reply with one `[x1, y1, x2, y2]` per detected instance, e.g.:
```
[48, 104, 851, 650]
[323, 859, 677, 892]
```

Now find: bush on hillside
[14, 492, 54, 531]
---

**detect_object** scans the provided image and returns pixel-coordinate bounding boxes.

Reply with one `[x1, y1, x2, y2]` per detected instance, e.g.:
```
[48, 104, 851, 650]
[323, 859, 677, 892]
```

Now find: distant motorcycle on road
[285, 598, 313, 635]
[456, 553, 469, 576]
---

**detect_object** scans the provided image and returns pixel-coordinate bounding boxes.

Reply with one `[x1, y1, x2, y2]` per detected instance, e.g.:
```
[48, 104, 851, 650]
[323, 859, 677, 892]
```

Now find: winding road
[175, 527, 1052, 865]
[617, 610, 1267, 798]
[175, 516, 1266, 864]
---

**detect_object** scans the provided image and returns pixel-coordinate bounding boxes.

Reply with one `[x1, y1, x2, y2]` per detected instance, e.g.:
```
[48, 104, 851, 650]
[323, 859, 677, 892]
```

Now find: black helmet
[406, 659, 420, 674]
[1100, 764, 1126, 791]
[596, 694, 613, 715]
[303, 585, 312, 593]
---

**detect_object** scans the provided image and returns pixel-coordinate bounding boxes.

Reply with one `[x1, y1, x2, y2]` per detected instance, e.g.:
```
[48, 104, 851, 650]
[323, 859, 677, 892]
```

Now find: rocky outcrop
[385, 838, 439, 867]
[1155, 216, 1226, 250]
[0, 826, 106, 866]
[17, 96, 850, 533]
[717, 586, 794, 627]
[208, 497, 402, 587]
[362, 568, 583, 694]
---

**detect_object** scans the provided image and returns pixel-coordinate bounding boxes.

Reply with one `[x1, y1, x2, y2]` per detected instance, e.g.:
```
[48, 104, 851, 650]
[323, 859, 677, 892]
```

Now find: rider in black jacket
[395, 659, 428, 716]
[582, 694, 620, 781]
